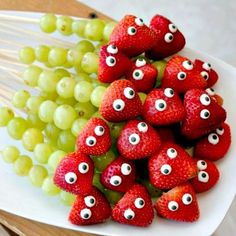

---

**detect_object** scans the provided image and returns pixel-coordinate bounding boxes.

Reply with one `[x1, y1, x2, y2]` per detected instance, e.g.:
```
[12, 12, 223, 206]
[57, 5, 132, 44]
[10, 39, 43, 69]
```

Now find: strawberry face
[142, 88, 185, 125]
[146, 15, 186, 60]
[54, 152, 94, 195]
[161, 55, 207, 93]
[205, 88, 223, 106]
[69, 187, 111, 225]
[148, 143, 197, 189]
[112, 184, 154, 227]
[76, 117, 112, 156]
[109, 15, 157, 57]
[117, 120, 161, 159]
[99, 79, 142, 122]
[155, 183, 199, 222]
[101, 156, 136, 192]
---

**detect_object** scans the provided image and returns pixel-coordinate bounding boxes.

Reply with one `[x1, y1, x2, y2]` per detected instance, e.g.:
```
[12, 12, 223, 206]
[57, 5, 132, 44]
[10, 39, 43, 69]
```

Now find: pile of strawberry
[53, 14, 231, 227]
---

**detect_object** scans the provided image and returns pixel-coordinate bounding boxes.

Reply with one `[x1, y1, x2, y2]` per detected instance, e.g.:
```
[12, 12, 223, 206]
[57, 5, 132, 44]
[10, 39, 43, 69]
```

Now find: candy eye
[94, 125, 105, 136]
[106, 56, 116, 67]
[127, 26, 137, 35]
[86, 136, 96, 146]
[216, 127, 224, 135]
[206, 88, 215, 96]
[135, 17, 144, 26]
[137, 122, 148, 133]
[106, 44, 118, 54]
[177, 71, 186, 80]
[201, 71, 209, 81]
[169, 23, 178, 33]
[167, 148, 177, 159]
[197, 160, 207, 170]
[200, 94, 211, 106]
[182, 60, 193, 70]
[208, 133, 219, 145]
[198, 171, 209, 183]
[65, 172, 77, 184]
[129, 133, 140, 145]
[135, 58, 146, 67]
[78, 162, 89, 174]
[202, 62, 211, 71]
[84, 196, 96, 207]
[121, 163, 132, 175]
[164, 88, 174, 98]
[80, 208, 92, 220]
[110, 175, 122, 186]
[134, 197, 145, 209]
[132, 69, 144, 80]
[113, 99, 125, 111]
[182, 193, 193, 205]
[161, 164, 172, 175]
[155, 99, 167, 111]
[168, 201, 179, 211]
[124, 87, 135, 99]
[164, 33, 174, 43]
[124, 208, 135, 220]
[200, 109, 210, 119]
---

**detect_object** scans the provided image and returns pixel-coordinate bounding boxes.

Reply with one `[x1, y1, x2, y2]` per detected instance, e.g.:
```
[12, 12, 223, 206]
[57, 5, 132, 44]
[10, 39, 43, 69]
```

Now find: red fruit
[181, 89, 227, 139]
[101, 156, 136, 192]
[191, 159, 220, 193]
[142, 88, 185, 125]
[205, 88, 223, 106]
[54, 152, 94, 195]
[126, 58, 157, 93]
[109, 15, 157, 57]
[161, 55, 207, 93]
[99, 79, 142, 122]
[98, 44, 132, 83]
[69, 187, 111, 225]
[76, 117, 112, 156]
[157, 127, 175, 144]
[112, 184, 154, 227]
[117, 120, 161, 160]
[146, 15, 186, 60]
[194, 123, 231, 161]
[155, 183, 199, 222]
[148, 143, 198, 189]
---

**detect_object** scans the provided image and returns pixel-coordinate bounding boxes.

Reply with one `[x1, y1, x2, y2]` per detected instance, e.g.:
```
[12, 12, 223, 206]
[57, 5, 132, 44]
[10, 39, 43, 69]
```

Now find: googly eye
[124, 87, 135, 99]
[86, 136, 96, 146]
[65, 172, 77, 184]
[182, 60, 193, 70]
[110, 175, 122, 186]
[168, 23, 178, 33]
[135, 17, 144, 26]
[121, 163, 132, 175]
[127, 26, 137, 35]
[129, 133, 140, 145]
[206, 88, 215, 96]
[167, 148, 177, 159]
[200, 94, 211, 106]
[132, 69, 144, 80]
[94, 125, 105, 136]
[197, 160, 207, 170]
[106, 56, 116, 67]
[137, 122, 148, 133]
[155, 99, 167, 111]
[113, 99, 125, 112]
[202, 62, 211, 71]
[168, 201, 179, 211]
[84, 196, 96, 207]
[216, 127, 224, 135]
[164, 33, 174, 43]
[177, 71, 186, 80]
[161, 164, 172, 175]
[134, 197, 145, 209]
[80, 208, 92, 220]
[208, 133, 219, 145]
[135, 58, 146, 67]
[124, 208, 135, 220]
[201, 71, 209, 81]
[78, 162, 89, 174]
[164, 88, 174, 98]
[106, 44, 118, 54]
[200, 109, 210, 119]
[182, 193, 193, 205]
[198, 171, 209, 183]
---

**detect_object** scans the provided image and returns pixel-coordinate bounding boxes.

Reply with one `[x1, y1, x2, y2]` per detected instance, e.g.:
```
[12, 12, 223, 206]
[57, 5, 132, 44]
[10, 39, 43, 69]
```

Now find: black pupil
[90, 198, 95, 204]
[204, 74, 208, 79]
[164, 169, 169, 174]
[172, 205, 177, 210]
[170, 90, 174, 95]
[186, 196, 191, 202]
[111, 45, 116, 49]
[140, 18, 143, 22]
[82, 164, 87, 170]
[211, 88, 214, 92]
[129, 90, 134, 95]
[141, 123, 146, 127]
[69, 177, 74, 182]
[202, 173, 207, 178]
[127, 215, 133, 220]
[218, 127, 223, 131]
[201, 161, 206, 166]
[171, 149, 175, 153]
[131, 28, 136, 33]
[127, 166, 131, 171]
[116, 104, 121, 109]
[135, 71, 140, 77]
[208, 63, 211, 67]
[114, 180, 119, 185]
[205, 96, 210, 101]
[89, 140, 94, 145]
[173, 25, 176, 29]
[180, 73, 185, 78]
[131, 137, 136, 142]
[212, 134, 218, 140]
[159, 103, 165, 109]
[84, 213, 89, 218]
[204, 111, 209, 117]
[110, 58, 115, 64]
[187, 61, 191, 65]
[169, 35, 173, 40]
[139, 200, 144, 205]
[99, 127, 104, 132]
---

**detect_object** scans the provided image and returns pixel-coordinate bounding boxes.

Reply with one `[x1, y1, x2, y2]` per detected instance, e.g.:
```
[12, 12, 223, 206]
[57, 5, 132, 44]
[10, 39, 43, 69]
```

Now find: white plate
[0, 11, 236, 236]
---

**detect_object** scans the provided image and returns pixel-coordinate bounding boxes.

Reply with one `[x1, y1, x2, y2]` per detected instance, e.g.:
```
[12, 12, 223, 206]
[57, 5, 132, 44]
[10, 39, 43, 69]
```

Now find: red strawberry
[101, 156, 136, 192]
[109, 15, 157, 57]
[54, 152, 94, 195]
[98, 44, 132, 83]
[155, 183, 199, 222]
[117, 120, 161, 160]
[112, 184, 154, 227]
[148, 143, 197, 189]
[181, 89, 226, 139]
[205, 88, 223, 106]
[125, 58, 157, 93]
[195, 59, 218, 87]
[69, 187, 111, 225]
[142, 88, 185, 125]
[191, 159, 220, 193]
[146, 15, 186, 60]
[161, 55, 207, 93]
[194, 123, 231, 161]
[157, 127, 175, 144]
[99, 79, 142, 122]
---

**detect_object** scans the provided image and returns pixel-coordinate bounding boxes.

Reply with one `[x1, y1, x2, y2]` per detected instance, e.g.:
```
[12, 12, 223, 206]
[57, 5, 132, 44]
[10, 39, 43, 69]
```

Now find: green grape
[91, 111, 103, 119]
[14, 155, 33, 176]
[56, 77, 76, 98]
[44, 123, 61, 141]
[7, 117, 28, 140]
[22, 128, 44, 151]
[152, 60, 167, 87]
[48, 150, 66, 172]
[104, 189, 123, 205]
[81, 52, 99, 74]
[42, 176, 60, 196]
[57, 130, 76, 152]
[40, 13, 57, 33]
[40, 91, 58, 101]
[22, 65, 42, 87]
[72, 20, 87, 37]
[109, 122, 125, 139]
[74, 101, 96, 119]
[138, 92, 147, 104]
[67, 48, 83, 66]
[60, 191, 76, 206]
[12, 90, 30, 108]
[84, 19, 105, 41]
[141, 179, 162, 198]
[94, 41, 105, 55]
[75, 40, 95, 53]
[54, 68, 71, 79]
[92, 172, 105, 192]
[35, 45, 50, 62]
[26, 96, 44, 115]
[56, 16, 73, 35]
[0, 107, 14, 126]
[71, 118, 88, 136]
[38, 100, 57, 123]
[55, 96, 77, 106]
[74, 81, 94, 103]
[48, 47, 67, 67]
[34, 143, 54, 164]
[74, 73, 92, 83]
[19, 46, 35, 64]
[90, 86, 106, 107]
[91, 77, 108, 88]
[1, 146, 19, 163]
[38, 70, 60, 93]
[27, 113, 46, 130]
[103, 21, 117, 41]
[28, 165, 48, 187]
